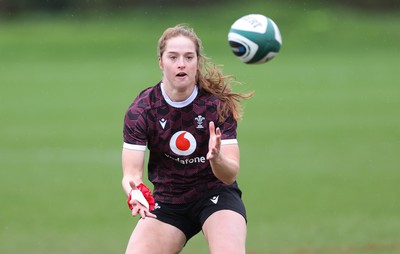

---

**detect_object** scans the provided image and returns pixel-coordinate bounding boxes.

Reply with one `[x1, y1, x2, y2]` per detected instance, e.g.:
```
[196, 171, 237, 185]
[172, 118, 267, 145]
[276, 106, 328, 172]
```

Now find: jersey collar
[160, 82, 198, 108]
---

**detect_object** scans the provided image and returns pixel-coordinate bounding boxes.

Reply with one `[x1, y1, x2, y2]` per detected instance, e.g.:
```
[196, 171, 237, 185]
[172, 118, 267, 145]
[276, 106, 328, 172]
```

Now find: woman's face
[159, 35, 198, 93]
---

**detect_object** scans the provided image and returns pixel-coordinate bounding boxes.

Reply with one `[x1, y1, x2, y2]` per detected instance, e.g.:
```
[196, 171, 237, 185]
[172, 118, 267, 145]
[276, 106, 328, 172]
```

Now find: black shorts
[151, 185, 247, 241]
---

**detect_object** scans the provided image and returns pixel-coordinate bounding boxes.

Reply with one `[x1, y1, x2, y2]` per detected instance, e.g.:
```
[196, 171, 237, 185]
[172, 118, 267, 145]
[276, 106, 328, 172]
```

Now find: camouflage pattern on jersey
[124, 83, 238, 204]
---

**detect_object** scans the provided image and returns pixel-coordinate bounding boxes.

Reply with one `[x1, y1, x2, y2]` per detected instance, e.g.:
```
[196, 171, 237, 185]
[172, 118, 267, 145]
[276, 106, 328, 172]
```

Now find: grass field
[1, 1, 400, 253]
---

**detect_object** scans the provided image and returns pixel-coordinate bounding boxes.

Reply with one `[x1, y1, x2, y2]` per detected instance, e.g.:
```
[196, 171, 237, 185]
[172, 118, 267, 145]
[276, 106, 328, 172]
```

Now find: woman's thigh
[202, 210, 247, 254]
[126, 217, 187, 254]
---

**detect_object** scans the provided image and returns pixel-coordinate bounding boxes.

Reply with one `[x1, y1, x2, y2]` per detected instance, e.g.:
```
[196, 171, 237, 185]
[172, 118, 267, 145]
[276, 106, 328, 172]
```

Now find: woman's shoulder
[128, 82, 162, 110]
[198, 88, 220, 103]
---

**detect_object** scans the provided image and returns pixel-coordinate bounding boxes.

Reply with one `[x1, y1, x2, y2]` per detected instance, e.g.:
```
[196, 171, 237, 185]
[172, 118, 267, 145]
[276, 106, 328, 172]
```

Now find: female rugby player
[122, 24, 252, 254]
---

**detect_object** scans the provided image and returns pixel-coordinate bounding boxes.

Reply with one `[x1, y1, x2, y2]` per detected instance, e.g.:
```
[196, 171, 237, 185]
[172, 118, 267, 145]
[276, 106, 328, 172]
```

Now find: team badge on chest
[195, 115, 205, 129]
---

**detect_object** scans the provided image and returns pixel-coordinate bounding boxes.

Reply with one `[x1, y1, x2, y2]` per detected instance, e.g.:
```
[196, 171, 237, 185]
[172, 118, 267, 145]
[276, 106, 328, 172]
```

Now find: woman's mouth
[176, 72, 187, 77]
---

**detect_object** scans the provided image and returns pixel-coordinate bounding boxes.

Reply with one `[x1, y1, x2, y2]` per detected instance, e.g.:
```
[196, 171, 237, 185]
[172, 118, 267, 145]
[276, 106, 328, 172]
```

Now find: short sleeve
[123, 106, 148, 147]
[218, 113, 238, 144]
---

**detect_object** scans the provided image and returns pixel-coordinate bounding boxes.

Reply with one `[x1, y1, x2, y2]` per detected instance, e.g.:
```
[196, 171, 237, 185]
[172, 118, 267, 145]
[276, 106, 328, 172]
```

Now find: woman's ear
[158, 56, 163, 70]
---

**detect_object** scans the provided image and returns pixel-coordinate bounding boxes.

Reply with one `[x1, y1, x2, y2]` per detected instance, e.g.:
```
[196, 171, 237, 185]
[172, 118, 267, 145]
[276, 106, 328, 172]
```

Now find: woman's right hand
[127, 181, 157, 219]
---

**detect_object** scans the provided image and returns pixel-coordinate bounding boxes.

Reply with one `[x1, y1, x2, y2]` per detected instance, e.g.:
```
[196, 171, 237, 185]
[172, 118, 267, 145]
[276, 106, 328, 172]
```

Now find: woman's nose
[177, 57, 185, 68]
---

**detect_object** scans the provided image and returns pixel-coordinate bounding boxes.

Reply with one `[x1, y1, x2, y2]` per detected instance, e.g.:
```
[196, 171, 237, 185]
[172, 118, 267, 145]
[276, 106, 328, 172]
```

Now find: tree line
[0, 0, 398, 15]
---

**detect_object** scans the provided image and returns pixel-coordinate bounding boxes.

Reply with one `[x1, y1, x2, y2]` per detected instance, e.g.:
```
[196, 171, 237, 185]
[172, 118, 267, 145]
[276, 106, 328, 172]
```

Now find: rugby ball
[228, 14, 282, 64]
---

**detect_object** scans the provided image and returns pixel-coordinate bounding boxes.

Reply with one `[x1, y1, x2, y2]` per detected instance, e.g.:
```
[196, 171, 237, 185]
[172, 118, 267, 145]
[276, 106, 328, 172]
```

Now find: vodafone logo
[170, 131, 197, 156]
[166, 131, 205, 164]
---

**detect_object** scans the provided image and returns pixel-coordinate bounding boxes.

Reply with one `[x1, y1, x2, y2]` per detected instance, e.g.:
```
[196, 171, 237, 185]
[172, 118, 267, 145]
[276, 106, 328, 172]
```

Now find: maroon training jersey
[123, 82, 239, 204]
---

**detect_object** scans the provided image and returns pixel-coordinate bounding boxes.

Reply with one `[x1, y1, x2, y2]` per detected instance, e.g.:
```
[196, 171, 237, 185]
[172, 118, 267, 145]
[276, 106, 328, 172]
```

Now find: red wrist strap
[127, 183, 155, 211]
[127, 194, 134, 210]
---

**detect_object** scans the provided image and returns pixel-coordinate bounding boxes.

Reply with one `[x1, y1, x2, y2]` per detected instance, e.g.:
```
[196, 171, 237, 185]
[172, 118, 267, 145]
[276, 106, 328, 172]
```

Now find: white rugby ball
[228, 14, 282, 64]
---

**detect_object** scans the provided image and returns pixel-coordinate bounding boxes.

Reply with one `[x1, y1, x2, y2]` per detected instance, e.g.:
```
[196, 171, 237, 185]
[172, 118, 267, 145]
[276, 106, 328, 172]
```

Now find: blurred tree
[0, 0, 399, 15]
[0, 0, 233, 14]
[332, 0, 400, 10]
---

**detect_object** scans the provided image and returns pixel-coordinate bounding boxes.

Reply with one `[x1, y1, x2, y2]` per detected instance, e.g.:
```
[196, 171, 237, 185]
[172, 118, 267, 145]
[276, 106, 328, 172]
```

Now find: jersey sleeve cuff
[221, 139, 238, 145]
[123, 142, 147, 151]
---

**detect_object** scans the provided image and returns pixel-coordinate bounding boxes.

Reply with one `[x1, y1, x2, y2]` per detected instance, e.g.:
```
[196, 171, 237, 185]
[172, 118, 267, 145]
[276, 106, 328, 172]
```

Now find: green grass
[1, 1, 400, 253]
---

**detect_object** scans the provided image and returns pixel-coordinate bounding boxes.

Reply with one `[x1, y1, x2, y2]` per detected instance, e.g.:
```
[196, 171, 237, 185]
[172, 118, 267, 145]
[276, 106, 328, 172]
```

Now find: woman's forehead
[164, 36, 196, 53]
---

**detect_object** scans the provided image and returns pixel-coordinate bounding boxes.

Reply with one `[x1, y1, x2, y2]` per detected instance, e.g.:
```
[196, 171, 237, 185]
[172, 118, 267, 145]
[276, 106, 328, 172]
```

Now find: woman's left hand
[207, 121, 221, 160]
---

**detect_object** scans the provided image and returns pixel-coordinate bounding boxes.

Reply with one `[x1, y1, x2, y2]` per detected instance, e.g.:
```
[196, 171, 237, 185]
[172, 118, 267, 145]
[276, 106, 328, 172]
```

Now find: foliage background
[1, 0, 399, 253]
